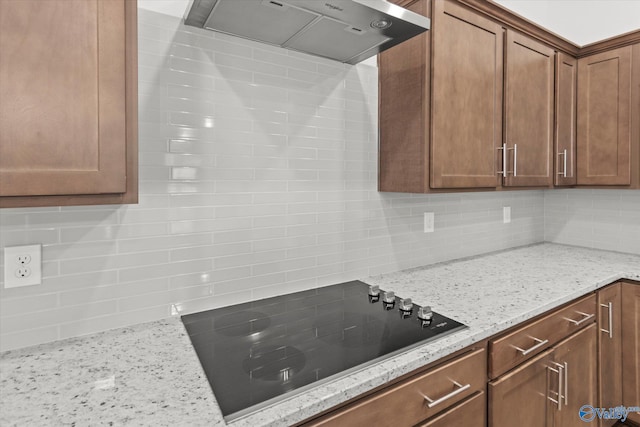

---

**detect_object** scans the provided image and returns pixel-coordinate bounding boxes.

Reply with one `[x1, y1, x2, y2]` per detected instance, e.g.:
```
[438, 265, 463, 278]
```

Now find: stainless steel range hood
[184, 0, 430, 65]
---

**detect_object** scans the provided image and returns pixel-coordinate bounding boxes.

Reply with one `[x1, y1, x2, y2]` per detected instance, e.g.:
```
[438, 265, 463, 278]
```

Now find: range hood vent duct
[184, 0, 430, 65]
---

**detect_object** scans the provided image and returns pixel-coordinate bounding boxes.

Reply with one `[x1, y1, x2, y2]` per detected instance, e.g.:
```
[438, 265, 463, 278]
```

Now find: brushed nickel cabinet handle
[497, 144, 507, 177]
[600, 302, 613, 339]
[565, 311, 595, 326]
[558, 149, 567, 177]
[563, 361, 568, 406]
[513, 144, 518, 177]
[548, 363, 563, 411]
[421, 381, 471, 408]
[513, 336, 549, 356]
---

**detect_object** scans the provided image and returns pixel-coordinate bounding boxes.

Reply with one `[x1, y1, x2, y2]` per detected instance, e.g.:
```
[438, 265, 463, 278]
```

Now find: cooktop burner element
[181, 280, 466, 421]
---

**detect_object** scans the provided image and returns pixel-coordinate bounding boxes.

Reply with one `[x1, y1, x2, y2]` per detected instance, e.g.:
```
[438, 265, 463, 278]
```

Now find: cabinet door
[378, 0, 430, 193]
[554, 52, 577, 186]
[489, 349, 553, 427]
[552, 324, 597, 427]
[418, 391, 486, 427]
[597, 284, 622, 427]
[0, 0, 127, 197]
[503, 31, 554, 188]
[622, 282, 640, 425]
[577, 46, 632, 186]
[430, 0, 503, 189]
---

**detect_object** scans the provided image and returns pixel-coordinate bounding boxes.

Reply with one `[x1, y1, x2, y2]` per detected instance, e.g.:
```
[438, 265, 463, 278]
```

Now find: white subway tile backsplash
[544, 189, 640, 254]
[11, 8, 632, 353]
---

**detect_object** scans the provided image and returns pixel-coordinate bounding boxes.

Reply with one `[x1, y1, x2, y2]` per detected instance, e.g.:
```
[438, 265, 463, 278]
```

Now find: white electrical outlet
[424, 212, 435, 233]
[4, 244, 42, 288]
[503, 206, 511, 224]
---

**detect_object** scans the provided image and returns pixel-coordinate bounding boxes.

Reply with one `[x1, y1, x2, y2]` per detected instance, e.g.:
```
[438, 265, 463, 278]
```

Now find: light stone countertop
[1, 243, 639, 426]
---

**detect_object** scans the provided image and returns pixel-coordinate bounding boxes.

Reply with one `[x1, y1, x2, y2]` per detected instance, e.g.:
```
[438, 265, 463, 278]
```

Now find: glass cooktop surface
[181, 280, 466, 421]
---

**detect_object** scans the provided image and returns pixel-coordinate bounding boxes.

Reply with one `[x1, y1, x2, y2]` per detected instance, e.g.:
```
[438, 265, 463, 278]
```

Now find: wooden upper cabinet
[0, 0, 137, 207]
[554, 53, 577, 186]
[576, 46, 633, 186]
[503, 31, 554, 188]
[430, 0, 503, 189]
[378, 0, 430, 193]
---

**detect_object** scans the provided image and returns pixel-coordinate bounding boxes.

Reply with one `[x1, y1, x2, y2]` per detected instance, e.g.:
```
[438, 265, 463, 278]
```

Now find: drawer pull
[600, 302, 613, 338]
[565, 311, 595, 326]
[421, 381, 470, 408]
[513, 336, 549, 356]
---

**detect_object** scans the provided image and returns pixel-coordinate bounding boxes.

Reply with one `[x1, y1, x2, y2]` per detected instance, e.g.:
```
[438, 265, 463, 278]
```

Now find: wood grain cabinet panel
[304, 348, 486, 427]
[0, 0, 137, 207]
[490, 321, 598, 427]
[418, 391, 486, 427]
[597, 283, 623, 427]
[554, 52, 578, 186]
[489, 294, 596, 379]
[577, 46, 633, 186]
[503, 30, 555, 188]
[489, 349, 553, 427]
[622, 282, 640, 425]
[552, 324, 597, 427]
[430, 0, 504, 189]
[378, 0, 430, 193]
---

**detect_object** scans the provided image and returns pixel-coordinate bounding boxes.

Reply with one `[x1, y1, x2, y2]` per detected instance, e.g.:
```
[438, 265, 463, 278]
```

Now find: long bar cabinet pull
[421, 381, 470, 408]
[563, 361, 568, 406]
[497, 144, 507, 177]
[600, 302, 613, 338]
[565, 311, 595, 326]
[558, 149, 567, 177]
[513, 336, 549, 356]
[548, 363, 563, 411]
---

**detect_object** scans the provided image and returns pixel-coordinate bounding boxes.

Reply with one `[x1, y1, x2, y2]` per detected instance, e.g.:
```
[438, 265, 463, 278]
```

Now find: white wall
[0, 9, 546, 352]
[493, 0, 640, 46]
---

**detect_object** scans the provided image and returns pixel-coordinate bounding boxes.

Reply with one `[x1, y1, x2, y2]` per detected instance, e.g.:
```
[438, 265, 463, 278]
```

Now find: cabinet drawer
[417, 391, 486, 427]
[489, 294, 596, 378]
[309, 348, 486, 427]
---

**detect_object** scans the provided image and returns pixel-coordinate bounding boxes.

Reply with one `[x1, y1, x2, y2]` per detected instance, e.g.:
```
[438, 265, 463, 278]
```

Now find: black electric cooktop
[181, 280, 466, 421]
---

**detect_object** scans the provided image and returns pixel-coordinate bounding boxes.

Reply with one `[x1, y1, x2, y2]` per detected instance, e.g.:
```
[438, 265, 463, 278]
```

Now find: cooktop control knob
[368, 285, 380, 303]
[382, 291, 395, 309]
[417, 305, 433, 321]
[399, 298, 413, 312]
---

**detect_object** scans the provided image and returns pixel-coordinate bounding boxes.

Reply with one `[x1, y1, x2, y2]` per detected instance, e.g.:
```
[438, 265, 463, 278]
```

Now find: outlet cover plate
[424, 212, 435, 233]
[503, 206, 511, 224]
[4, 244, 42, 288]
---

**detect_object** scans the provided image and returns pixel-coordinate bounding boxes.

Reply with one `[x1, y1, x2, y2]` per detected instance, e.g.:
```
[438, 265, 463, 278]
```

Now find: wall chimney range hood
[184, 0, 430, 65]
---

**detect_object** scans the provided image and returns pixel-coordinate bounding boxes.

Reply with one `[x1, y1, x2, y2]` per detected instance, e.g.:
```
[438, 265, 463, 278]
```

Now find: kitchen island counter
[1, 243, 639, 426]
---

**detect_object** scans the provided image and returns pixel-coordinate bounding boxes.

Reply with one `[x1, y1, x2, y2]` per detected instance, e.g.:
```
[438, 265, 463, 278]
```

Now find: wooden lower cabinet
[553, 324, 598, 427]
[489, 323, 598, 427]
[303, 283, 637, 427]
[418, 391, 486, 427]
[489, 349, 554, 427]
[597, 283, 623, 427]
[622, 282, 640, 425]
[302, 347, 486, 427]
